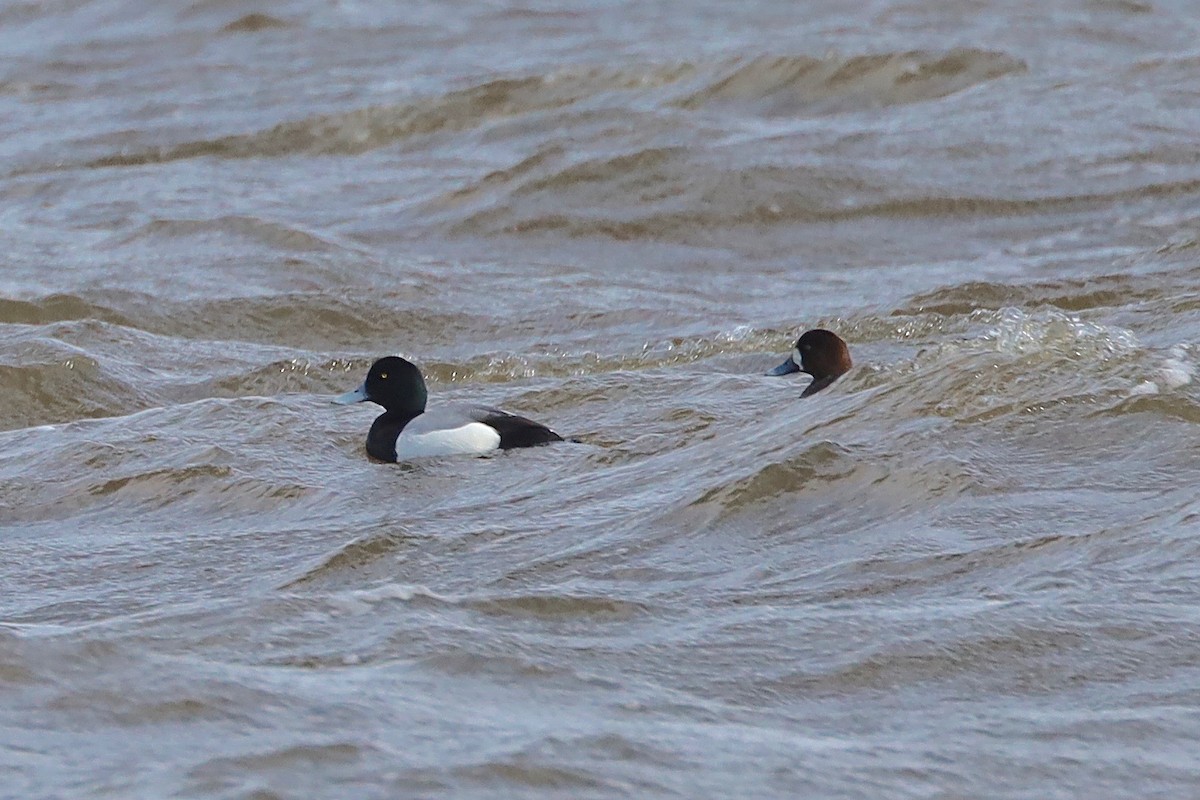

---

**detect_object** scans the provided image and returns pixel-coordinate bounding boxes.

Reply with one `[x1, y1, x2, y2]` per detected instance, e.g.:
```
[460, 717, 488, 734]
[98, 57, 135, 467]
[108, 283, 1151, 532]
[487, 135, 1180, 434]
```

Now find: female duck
[333, 356, 562, 462]
[767, 328, 852, 397]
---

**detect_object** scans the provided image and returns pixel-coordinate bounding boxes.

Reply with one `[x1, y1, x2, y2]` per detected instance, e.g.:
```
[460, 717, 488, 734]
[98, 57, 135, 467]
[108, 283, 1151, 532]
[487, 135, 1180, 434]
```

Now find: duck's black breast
[365, 409, 419, 462]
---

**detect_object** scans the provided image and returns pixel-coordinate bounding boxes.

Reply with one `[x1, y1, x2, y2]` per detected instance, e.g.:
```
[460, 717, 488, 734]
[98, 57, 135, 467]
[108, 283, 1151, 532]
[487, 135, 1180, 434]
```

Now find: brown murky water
[4, 1, 1200, 797]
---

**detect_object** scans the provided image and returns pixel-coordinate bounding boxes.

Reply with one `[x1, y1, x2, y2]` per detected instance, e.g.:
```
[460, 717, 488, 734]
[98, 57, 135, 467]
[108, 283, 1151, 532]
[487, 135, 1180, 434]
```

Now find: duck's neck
[366, 409, 421, 462]
[801, 374, 839, 398]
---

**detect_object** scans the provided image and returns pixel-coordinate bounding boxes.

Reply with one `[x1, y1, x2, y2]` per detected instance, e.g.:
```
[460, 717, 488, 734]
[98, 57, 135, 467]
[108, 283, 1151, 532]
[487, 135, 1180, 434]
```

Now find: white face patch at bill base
[394, 422, 502, 459]
[793, 348, 804, 370]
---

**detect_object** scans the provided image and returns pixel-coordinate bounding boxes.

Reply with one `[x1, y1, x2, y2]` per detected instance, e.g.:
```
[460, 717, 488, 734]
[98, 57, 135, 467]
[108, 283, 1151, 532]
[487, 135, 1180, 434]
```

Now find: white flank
[394, 422, 501, 459]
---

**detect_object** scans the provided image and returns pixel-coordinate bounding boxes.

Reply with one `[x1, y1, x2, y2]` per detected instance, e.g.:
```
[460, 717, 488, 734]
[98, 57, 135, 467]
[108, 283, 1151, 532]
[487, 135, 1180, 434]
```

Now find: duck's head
[333, 356, 428, 414]
[767, 328, 852, 397]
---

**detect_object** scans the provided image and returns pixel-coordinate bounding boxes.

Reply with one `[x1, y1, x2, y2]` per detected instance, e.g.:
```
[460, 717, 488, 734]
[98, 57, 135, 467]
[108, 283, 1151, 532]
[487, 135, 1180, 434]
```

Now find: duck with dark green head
[334, 356, 563, 462]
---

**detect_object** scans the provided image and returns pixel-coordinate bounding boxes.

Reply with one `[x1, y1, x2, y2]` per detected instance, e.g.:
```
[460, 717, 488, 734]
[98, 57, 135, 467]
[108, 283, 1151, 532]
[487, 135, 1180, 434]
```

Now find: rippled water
[5, 0, 1200, 797]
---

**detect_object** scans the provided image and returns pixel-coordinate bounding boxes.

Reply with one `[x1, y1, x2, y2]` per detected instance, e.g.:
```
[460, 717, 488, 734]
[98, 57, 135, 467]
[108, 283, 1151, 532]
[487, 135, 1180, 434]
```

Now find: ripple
[80, 70, 608, 165]
[896, 274, 1165, 316]
[688, 441, 863, 516]
[0, 293, 133, 327]
[451, 759, 611, 791]
[87, 464, 233, 498]
[467, 593, 647, 620]
[101, 216, 350, 254]
[72, 49, 1023, 170]
[282, 531, 419, 589]
[184, 741, 371, 798]
[672, 49, 1027, 116]
[1101, 392, 1200, 423]
[863, 306, 1151, 423]
[220, 13, 290, 33]
[0, 353, 144, 431]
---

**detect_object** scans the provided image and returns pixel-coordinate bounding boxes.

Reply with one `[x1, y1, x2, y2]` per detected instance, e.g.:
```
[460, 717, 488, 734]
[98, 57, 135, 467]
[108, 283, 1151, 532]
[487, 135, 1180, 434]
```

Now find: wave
[71, 49, 1022, 169]
[0, 293, 134, 326]
[853, 305, 1155, 423]
[687, 441, 864, 515]
[466, 592, 645, 620]
[448, 161, 1200, 240]
[281, 531, 419, 589]
[100, 215, 354, 254]
[81, 73, 604, 167]
[219, 13, 289, 33]
[3, 450, 317, 524]
[0, 354, 145, 431]
[85, 465, 310, 514]
[671, 49, 1026, 116]
[0, 290, 469, 351]
[893, 272, 1194, 316]
[3, 285, 1187, 435]
[662, 297, 1193, 526]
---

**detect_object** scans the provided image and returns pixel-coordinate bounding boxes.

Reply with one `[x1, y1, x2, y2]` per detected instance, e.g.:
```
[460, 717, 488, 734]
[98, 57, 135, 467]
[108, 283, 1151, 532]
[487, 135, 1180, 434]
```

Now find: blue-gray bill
[332, 383, 368, 404]
[767, 355, 801, 376]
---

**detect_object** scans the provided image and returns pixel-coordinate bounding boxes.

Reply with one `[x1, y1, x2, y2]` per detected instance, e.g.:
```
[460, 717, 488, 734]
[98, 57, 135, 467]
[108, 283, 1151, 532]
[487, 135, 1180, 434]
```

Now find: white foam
[352, 583, 445, 604]
[1160, 346, 1193, 389]
[326, 583, 452, 616]
[723, 324, 754, 341]
[1126, 346, 1192, 397]
[979, 307, 1139, 361]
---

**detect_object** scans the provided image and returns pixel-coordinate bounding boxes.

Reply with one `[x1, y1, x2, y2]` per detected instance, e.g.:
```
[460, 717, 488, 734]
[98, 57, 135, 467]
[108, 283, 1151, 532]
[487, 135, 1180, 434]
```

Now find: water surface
[4, 1, 1200, 797]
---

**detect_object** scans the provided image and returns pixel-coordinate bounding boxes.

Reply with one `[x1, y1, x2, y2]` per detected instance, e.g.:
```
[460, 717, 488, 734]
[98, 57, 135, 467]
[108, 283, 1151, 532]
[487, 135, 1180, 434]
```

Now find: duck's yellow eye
[380, 373, 388, 379]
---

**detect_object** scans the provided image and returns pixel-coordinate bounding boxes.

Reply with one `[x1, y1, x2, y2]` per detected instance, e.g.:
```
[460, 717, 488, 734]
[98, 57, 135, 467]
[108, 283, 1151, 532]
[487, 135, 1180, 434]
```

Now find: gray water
[4, 1, 1200, 797]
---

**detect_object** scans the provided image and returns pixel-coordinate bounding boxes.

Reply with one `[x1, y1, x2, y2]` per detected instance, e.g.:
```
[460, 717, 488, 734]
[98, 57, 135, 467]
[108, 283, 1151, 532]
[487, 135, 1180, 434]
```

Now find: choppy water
[4, 0, 1200, 797]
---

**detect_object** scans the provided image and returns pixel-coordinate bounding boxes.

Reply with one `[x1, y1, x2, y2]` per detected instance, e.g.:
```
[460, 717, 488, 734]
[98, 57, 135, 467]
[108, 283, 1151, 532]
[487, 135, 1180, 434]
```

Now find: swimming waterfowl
[767, 329, 852, 397]
[333, 356, 562, 462]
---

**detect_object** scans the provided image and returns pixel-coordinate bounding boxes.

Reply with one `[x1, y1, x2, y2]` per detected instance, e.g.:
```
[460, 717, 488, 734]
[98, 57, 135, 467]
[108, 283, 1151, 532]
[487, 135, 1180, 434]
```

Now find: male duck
[334, 356, 562, 461]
